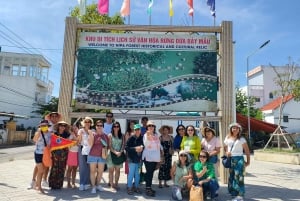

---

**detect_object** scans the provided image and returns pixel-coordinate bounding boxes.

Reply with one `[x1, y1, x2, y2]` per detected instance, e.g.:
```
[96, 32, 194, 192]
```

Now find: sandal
[134, 188, 142, 194]
[158, 184, 163, 188]
[127, 188, 134, 195]
[146, 188, 155, 197]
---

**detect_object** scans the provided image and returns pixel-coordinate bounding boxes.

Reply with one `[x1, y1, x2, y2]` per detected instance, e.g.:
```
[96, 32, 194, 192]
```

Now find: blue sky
[1, 0, 300, 97]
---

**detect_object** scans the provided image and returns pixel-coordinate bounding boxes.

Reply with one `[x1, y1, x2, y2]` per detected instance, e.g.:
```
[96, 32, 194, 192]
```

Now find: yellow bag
[42, 146, 52, 167]
[189, 185, 204, 201]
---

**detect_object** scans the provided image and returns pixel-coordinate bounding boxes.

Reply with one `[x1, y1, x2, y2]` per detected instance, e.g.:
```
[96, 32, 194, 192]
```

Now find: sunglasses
[179, 154, 187, 157]
[178, 128, 185, 131]
[113, 126, 120, 128]
[147, 125, 155, 127]
[187, 129, 194, 132]
[96, 124, 103, 127]
[106, 116, 113, 118]
[199, 155, 207, 158]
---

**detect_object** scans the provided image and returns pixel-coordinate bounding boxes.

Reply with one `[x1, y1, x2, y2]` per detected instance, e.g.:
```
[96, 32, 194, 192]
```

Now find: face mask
[41, 126, 48, 132]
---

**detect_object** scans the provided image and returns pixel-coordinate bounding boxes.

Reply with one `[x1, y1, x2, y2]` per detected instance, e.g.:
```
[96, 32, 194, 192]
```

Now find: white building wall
[0, 52, 53, 129]
[262, 100, 300, 133]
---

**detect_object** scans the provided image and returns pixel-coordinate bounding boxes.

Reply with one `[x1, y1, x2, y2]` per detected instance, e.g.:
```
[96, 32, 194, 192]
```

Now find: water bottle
[176, 189, 182, 200]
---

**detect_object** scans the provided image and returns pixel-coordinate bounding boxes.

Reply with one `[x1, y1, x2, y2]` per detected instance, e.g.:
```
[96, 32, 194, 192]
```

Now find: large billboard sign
[75, 32, 218, 112]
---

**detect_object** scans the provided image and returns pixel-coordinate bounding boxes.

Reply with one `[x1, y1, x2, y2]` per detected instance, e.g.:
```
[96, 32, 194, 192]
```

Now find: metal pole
[246, 40, 270, 144]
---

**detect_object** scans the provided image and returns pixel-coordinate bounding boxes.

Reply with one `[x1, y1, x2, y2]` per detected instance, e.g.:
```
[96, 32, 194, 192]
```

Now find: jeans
[127, 162, 140, 188]
[78, 146, 90, 185]
[202, 179, 219, 198]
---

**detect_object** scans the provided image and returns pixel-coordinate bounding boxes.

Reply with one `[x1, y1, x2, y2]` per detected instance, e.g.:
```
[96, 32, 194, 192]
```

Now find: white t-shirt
[104, 122, 113, 135]
[224, 137, 246, 156]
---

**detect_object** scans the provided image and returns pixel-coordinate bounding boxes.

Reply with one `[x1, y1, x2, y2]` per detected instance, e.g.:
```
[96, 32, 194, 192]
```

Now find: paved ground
[0, 145, 299, 201]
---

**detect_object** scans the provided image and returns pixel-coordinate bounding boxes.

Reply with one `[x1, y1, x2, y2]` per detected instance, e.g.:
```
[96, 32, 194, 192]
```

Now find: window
[12, 65, 19, 76]
[255, 97, 260, 102]
[29, 66, 36, 77]
[20, 66, 27, 76]
[269, 92, 273, 99]
[283, 115, 289, 123]
[3, 66, 10, 75]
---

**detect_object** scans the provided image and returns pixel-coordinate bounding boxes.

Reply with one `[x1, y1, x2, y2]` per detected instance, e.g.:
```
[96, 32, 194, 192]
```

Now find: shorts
[67, 151, 78, 166]
[87, 155, 106, 164]
[34, 152, 43, 163]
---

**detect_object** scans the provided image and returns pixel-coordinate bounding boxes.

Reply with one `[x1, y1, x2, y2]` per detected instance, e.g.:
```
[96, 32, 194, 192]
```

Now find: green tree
[32, 97, 59, 118]
[70, 3, 124, 25]
[235, 86, 262, 119]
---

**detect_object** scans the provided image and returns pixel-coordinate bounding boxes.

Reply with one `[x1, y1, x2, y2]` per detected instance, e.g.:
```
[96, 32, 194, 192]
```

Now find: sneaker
[79, 184, 84, 191]
[232, 196, 244, 201]
[91, 187, 96, 194]
[84, 184, 90, 190]
[42, 180, 48, 187]
[27, 180, 35, 189]
[97, 185, 104, 192]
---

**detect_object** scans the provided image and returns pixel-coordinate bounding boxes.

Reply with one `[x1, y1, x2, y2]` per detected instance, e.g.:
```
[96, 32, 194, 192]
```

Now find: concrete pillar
[58, 17, 78, 123]
[218, 21, 234, 184]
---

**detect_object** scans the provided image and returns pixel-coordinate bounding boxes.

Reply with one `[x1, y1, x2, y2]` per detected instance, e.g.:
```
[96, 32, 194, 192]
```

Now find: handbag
[189, 185, 204, 201]
[111, 135, 126, 165]
[41, 131, 52, 167]
[111, 151, 126, 165]
[100, 135, 108, 159]
[221, 139, 237, 168]
[102, 147, 108, 159]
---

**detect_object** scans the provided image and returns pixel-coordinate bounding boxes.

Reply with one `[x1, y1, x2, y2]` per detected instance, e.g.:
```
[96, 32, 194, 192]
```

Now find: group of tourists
[28, 111, 250, 201]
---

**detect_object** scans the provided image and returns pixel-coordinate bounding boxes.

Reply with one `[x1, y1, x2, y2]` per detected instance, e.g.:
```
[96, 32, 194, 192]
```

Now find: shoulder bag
[221, 139, 236, 168]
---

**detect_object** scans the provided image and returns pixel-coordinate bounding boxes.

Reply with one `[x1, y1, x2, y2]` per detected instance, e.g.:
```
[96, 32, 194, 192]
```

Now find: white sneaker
[96, 185, 104, 192]
[232, 196, 244, 201]
[27, 180, 35, 189]
[84, 184, 90, 190]
[79, 184, 84, 191]
[91, 187, 96, 194]
[42, 180, 48, 187]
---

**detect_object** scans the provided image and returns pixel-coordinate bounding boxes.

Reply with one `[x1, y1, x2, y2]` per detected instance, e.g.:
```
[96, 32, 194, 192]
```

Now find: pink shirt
[201, 136, 221, 153]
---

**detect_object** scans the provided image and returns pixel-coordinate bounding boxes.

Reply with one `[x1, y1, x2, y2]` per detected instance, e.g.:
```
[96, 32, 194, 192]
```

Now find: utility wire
[0, 85, 35, 100]
[0, 100, 39, 109]
[0, 44, 62, 51]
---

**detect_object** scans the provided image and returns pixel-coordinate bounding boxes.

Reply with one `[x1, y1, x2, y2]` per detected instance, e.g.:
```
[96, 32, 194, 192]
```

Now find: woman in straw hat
[224, 123, 250, 201]
[201, 127, 221, 176]
[158, 125, 174, 188]
[48, 121, 71, 190]
[77, 116, 94, 191]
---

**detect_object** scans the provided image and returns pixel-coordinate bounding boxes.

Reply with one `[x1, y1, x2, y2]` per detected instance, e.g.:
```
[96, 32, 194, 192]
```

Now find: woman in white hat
[170, 150, 193, 200]
[142, 120, 160, 197]
[224, 123, 250, 201]
[77, 117, 94, 191]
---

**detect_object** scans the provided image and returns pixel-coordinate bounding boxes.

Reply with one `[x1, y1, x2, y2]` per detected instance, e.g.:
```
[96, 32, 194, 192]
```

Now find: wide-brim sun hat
[54, 121, 70, 132]
[229, 122, 242, 132]
[159, 125, 173, 135]
[45, 112, 62, 121]
[203, 127, 216, 136]
[146, 120, 155, 126]
[81, 116, 94, 127]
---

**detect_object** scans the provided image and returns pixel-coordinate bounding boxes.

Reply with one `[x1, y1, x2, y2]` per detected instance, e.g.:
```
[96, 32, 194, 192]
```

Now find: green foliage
[292, 79, 300, 101]
[70, 3, 124, 25]
[235, 86, 262, 119]
[32, 97, 59, 118]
